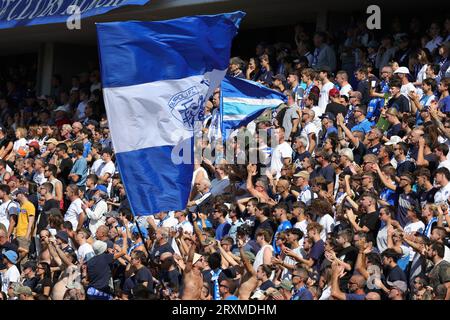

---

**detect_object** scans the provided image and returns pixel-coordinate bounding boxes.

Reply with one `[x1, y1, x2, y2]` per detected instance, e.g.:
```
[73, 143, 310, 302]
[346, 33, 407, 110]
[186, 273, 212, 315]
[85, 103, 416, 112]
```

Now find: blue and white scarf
[211, 269, 222, 300]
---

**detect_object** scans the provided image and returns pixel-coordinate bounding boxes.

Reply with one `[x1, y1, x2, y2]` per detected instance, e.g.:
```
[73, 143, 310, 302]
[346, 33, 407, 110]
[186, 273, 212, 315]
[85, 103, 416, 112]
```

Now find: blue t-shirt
[291, 286, 313, 300]
[345, 293, 365, 300]
[83, 140, 92, 158]
[324, 126, 338, 139]
[380, 187, 396, 206]
[215, 222, 231, 240]
[70, 156, 88, 186]
[196, 219, 213, 231]
[351, 118, 373, 134]
[224, 295, 239, 300]
[309, 239, 325, 272]
[439, 96, 450, 113]
[272, 220, 292, 254]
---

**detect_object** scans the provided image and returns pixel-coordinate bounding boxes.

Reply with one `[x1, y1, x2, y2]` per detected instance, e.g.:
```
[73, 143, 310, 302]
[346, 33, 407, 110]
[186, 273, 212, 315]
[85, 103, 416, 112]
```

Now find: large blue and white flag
[220, 76, 287, 140]
[97, 12, 245, 216]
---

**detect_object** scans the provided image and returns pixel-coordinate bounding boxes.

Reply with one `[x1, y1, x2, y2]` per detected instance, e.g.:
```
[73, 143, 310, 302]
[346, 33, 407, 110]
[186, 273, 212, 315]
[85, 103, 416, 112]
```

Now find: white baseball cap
[393, 66, 410, 74]
[384, 135, 402, 146]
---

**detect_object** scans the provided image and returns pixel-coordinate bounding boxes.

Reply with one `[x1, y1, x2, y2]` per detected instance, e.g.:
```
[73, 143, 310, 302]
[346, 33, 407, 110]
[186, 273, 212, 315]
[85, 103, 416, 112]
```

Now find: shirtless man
[181, 237, 204, 300]
[236, 238, 258, 300]
[38, 229, 52, 264]
[46, 236, 81, 300]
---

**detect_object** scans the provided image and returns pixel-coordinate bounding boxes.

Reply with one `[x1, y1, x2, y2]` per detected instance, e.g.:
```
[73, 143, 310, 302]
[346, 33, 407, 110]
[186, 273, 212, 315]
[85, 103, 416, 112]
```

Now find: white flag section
[96, 12, 245, 216]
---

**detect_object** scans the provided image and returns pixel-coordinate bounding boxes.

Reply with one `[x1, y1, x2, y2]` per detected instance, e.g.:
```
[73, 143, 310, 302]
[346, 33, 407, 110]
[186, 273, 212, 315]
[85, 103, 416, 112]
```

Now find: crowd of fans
[0, 16, 450, 301]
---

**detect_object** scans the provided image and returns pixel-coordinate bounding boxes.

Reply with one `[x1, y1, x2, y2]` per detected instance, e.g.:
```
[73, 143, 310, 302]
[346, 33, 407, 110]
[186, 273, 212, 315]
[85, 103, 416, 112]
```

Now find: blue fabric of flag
[220, 75, 287, 140]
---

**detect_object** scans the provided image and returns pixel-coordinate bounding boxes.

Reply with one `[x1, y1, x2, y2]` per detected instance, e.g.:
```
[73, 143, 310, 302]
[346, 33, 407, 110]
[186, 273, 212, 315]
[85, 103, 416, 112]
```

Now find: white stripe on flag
[104, 70, 225, 154]
[223, 114, 250, 121]
[222, 97, 284, 106]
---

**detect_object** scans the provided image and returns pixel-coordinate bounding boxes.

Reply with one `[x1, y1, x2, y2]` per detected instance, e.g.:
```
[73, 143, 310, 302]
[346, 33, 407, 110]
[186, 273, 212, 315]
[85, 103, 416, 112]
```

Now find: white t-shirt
[176, 220, 194, 235]
[318, 81, 335, 113]
[311, 106, 324, 130]
[294, 219, 308, 248]
[76, 101, 87, 120]
[270, 142, 292, 179]
[97, 161, 115, 178]
[434, 182, 450, 204]
[317, 214, 334, 241]
[281, 246, 304, 279]
[157, 215, 178, 229]
[319, 286, 332, 300]
[0, 200, 19, 231]
[445, 246, 450, 263]
[340, 84, 352, 97]
[301, 122, 319, 152]
[404, 220, 425, 234]
[416, 64, 428, 84]
[90, 158, 103, 175]
[77, 243, 95, 263]
[400, 82, 416, 96]
[437, 159, 450, 171]
[1, 265, 20, 293]
[400, 82, 418, 111]
[64, 198, 84, 230]
[13, 138, 27, 152]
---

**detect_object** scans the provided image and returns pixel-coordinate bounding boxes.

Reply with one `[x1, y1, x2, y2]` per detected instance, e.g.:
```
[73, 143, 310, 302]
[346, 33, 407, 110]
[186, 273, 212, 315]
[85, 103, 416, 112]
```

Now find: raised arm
[238, 239, 255, 275]
[330, 262, 347, 300]
[374, 163, 396, 191]
[416, 137, 429, 167]
[217, 241, 239, 267]
[337, 113, 359, 147]
[113, 229, 128, 260]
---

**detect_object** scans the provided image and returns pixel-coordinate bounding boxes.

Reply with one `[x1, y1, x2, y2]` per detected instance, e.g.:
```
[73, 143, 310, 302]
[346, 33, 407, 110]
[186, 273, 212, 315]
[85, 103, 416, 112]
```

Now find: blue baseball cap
[131, 225, 148, 239]
[94, 185, 108, 194]
[3, 250, 18, 264]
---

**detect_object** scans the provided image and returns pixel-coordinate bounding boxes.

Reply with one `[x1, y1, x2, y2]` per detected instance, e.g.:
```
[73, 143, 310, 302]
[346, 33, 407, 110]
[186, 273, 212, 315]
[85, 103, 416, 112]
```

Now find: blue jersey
[367, 98, 384, 122]
[273, 220, 292, 254]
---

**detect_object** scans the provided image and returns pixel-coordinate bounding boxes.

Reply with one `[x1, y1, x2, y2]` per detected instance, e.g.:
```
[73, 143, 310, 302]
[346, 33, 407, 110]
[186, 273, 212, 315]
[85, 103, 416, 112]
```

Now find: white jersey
[0, 200, 20, 231]
[1, 265, 20, 294]
[340, 84, 352, 97]
[90, 158, 103, 175]
[96, 161, 115, 178]
[77, 243, 95, 263]
[270, 142, 292, 179]
[64, 198, 83, 230]
[318, 81, 335, 113]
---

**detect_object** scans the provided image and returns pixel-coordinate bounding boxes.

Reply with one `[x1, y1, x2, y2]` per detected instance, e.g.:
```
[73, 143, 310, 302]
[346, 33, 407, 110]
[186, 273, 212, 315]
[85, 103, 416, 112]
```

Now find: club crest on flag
[168, 85, 205, 131]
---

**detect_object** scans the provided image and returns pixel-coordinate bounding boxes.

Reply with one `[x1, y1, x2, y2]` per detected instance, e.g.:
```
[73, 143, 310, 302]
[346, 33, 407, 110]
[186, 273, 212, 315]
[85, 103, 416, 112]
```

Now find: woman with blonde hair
[422, 203, 439, 238]
[6, 127, 28, 161]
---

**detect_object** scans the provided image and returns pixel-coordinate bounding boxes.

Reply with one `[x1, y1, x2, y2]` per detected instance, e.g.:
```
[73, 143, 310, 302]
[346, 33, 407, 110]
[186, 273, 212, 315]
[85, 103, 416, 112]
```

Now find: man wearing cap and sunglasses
[1, 250, 20, 294]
